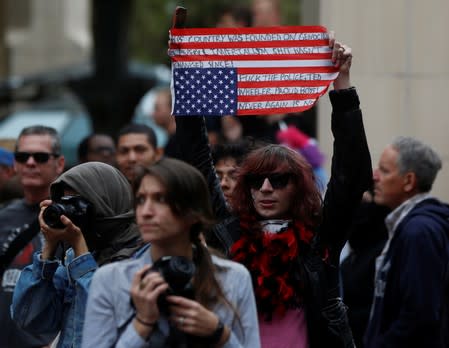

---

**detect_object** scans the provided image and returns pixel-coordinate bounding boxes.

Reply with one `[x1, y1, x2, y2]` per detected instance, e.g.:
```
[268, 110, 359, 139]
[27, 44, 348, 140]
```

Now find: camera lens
[42, 196, 93, 231]
[164, 257, 196, 293]
[150, 256, 196, 316]
[43, 204, 67, 229]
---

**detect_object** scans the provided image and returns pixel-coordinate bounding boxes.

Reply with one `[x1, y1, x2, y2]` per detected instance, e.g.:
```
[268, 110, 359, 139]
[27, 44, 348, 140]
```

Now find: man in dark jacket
[365, 136, 449, 348]
[0, 125, 65, 347]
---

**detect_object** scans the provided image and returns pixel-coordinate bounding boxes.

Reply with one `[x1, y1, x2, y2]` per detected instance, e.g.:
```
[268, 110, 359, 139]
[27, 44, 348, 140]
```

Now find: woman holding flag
[174, 28, 372, 348]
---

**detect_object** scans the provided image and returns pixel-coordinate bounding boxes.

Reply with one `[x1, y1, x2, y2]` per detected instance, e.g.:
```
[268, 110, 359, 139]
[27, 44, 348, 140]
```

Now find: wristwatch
[207, 319, 225, 344]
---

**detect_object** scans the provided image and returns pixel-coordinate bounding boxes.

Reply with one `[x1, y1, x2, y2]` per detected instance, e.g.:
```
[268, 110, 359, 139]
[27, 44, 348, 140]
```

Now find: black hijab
[50, 162, 142, 265]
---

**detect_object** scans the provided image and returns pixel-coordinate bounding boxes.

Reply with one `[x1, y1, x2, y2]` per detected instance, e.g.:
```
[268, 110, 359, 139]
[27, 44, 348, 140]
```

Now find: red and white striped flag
[169, 26, 339, 116]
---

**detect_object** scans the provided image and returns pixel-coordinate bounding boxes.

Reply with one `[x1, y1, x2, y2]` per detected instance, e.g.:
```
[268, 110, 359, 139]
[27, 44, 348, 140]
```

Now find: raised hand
[329, 31, 353, 90]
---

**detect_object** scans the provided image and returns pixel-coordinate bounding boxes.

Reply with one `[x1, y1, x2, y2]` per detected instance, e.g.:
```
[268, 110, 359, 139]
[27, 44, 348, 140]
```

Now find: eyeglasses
[14, 152, 60, 164]
[246, 173, 292, 190]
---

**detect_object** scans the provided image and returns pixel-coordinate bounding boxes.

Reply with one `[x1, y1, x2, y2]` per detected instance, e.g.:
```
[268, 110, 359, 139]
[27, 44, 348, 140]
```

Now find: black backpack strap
[0, 219, 40, 277]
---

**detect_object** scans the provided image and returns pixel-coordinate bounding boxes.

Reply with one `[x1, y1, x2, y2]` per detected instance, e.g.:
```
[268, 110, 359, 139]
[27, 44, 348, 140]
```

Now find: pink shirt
[259, 308, 309, 348]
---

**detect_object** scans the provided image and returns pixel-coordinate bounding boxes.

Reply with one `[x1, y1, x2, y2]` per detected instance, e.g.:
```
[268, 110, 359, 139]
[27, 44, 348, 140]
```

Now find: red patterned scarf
[231, 219, 314, 319]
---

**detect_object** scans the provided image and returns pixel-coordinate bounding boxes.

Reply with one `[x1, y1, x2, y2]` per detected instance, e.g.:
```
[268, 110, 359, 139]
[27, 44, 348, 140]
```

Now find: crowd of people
[0, 2, 448, 348]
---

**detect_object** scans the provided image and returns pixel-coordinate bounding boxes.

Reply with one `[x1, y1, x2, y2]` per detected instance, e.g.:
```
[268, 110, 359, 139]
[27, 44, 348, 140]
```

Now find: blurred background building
[305, 0, 449, 202]
[2, 0, 90, 75]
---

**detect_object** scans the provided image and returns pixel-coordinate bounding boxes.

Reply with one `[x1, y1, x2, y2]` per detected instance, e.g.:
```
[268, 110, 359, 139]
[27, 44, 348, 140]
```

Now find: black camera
[43, 195, 94, 229]
[147, 255, 196, 315]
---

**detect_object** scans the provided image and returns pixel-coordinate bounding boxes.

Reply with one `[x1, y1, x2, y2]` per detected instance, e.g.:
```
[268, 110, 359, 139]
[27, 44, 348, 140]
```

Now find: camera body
[42, 195, 93, 229]
[148, 255, 196, 315]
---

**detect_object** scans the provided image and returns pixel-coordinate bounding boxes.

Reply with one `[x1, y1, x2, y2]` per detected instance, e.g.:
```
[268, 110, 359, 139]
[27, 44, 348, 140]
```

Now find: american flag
[169, 26, 339, 116]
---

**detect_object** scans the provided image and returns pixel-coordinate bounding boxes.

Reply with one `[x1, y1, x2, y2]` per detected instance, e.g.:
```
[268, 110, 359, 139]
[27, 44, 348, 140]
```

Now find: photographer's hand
[39, 200, 60, 260]
[167, 295, 230, 346]
[130, 266, 169, 339]
[39, 200, 88, 259]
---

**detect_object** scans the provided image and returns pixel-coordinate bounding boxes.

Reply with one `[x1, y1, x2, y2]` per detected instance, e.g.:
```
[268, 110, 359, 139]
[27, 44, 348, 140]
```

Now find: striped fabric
[169, 26, 339, 116]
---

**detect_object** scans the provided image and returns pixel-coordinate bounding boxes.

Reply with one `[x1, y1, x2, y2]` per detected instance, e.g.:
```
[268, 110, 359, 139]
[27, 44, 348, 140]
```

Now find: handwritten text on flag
[169, 26, 339, 116]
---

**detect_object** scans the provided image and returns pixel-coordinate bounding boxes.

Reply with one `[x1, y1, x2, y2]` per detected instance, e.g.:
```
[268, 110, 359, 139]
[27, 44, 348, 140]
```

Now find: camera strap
[0, 218, 40, 278]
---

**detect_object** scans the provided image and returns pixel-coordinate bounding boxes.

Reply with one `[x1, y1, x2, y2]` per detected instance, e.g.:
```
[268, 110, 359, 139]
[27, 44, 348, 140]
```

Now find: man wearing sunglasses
[0, 125, 64, 348]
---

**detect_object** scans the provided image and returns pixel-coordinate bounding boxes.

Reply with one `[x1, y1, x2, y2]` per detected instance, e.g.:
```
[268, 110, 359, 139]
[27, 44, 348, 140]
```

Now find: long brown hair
[133, 158, 235, 310]
[231, 144, 322, 228]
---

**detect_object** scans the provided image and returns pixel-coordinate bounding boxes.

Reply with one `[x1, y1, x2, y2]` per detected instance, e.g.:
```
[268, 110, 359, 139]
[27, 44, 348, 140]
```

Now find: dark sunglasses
[14, 152, 60, 164]
[246, 173, 292, 190]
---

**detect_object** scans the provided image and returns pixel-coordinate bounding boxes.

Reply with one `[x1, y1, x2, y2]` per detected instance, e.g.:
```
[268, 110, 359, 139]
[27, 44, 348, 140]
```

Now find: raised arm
[175, 117, 243, 255]
[12, 249, 97, 344]
[319, 37, 373, 259]
[175, 116, 231, 221]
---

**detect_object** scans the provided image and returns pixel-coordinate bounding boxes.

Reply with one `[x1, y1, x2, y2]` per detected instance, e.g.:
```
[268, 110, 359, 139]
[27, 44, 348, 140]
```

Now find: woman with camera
[81, 158, 260, 348]
[11, 162, 142, 348]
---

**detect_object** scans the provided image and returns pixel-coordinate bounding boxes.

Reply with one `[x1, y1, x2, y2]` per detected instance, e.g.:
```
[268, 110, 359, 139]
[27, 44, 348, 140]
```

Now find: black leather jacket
[175, 87, 372, 348]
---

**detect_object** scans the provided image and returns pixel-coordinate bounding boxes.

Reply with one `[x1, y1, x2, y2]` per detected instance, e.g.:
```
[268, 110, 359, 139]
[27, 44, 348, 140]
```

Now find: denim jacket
[11, 249, 97, 348]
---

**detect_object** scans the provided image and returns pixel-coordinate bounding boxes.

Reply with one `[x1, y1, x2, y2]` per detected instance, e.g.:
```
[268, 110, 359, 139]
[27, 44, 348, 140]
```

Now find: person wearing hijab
[11, 162, 142, 348]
